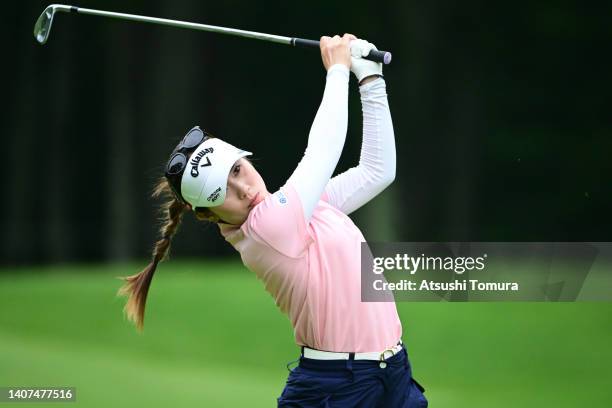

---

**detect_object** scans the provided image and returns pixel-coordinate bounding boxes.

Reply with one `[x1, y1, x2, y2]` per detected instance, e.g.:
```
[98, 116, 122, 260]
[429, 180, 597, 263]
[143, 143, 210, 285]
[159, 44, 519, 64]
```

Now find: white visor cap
[180, 138, 252, 208]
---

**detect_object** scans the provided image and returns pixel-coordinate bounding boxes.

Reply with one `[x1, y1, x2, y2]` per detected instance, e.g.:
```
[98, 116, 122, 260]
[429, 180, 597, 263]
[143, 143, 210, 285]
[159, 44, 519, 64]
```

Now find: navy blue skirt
[277, 347, 428, 407]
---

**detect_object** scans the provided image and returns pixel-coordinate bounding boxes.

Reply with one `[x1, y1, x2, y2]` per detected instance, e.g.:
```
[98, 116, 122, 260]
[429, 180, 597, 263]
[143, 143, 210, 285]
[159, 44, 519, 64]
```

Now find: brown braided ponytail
[116, 177, 187, 332]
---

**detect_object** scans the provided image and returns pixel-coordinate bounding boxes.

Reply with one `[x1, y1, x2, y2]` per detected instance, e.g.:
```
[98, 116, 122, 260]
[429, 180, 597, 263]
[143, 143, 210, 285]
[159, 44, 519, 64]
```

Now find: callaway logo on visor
[190, 147, 214, 177]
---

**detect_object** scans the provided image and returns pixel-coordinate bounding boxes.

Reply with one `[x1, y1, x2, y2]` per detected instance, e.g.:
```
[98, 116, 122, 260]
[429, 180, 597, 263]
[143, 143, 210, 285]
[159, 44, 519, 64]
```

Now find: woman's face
[209, 158, 269, 225]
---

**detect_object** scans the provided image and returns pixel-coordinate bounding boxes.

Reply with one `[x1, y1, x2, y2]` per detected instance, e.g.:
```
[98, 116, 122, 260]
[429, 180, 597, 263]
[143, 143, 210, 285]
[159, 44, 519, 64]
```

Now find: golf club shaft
[67, 5, 392, 64]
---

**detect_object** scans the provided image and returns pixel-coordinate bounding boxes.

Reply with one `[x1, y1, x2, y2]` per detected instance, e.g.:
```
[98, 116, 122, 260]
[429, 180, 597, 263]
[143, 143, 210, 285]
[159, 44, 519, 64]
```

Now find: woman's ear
[186, 204, 193, 211]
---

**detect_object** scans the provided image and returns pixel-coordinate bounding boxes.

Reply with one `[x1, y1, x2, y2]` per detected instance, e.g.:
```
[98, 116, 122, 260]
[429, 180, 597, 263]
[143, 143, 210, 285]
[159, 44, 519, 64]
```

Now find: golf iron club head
[34, 4, 72, 44]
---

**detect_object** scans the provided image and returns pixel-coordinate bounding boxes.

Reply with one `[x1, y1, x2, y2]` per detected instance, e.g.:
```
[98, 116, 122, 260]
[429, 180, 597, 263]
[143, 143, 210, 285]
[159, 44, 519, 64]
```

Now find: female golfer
[118, 33, 427, 407]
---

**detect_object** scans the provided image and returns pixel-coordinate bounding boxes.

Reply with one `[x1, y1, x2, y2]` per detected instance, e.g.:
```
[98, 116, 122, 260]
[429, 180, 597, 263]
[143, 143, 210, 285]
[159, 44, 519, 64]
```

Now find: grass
[0, 260, 611, 407]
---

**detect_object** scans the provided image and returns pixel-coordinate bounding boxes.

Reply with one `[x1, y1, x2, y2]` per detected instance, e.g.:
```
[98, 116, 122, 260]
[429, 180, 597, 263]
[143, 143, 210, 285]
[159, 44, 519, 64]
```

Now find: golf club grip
[292, 38, 392, 65]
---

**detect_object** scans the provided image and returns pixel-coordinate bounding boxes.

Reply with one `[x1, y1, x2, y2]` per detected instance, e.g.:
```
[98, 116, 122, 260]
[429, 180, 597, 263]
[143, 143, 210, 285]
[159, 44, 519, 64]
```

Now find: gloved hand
[350, 39, 383, 83]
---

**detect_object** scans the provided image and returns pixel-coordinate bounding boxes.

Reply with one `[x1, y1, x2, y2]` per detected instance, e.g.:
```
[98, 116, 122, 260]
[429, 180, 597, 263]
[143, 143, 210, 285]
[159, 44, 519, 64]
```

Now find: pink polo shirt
[218, 182, 402, 353]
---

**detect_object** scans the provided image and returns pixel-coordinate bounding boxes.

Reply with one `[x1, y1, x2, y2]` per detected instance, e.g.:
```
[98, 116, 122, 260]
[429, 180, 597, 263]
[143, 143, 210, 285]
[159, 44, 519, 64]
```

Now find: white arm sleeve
[286, 64, 350, 222]
[324, 77, 396, 215]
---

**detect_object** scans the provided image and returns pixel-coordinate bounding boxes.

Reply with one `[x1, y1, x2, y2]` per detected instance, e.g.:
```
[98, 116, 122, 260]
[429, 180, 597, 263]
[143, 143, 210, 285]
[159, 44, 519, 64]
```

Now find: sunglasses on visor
[165, 126, 211, 204]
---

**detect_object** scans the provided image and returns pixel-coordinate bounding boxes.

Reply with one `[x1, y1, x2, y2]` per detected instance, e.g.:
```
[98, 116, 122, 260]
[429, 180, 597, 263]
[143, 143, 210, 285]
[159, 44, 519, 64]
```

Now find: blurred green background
[1, 261, 611, 407]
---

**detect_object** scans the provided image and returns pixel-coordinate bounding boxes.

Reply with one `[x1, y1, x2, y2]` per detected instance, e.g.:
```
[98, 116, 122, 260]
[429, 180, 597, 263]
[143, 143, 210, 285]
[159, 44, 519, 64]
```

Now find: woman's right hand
[320, 33, 356, 71]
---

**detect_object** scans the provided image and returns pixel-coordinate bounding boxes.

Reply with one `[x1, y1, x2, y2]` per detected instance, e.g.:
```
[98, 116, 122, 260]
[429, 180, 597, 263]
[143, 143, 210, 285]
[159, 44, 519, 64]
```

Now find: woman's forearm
[287, 64, 350, 222]
[324, 77, 396, 215]
[358, 78, 396, 183]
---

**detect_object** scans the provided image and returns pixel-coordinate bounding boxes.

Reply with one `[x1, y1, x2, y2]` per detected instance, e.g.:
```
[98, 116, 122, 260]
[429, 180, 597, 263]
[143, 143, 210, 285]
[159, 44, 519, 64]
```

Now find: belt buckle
[378, 348, 396, 369]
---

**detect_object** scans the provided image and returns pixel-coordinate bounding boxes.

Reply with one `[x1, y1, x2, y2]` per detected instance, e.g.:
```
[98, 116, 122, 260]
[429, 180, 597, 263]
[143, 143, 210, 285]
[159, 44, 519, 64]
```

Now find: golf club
[34, 4, 392, 64]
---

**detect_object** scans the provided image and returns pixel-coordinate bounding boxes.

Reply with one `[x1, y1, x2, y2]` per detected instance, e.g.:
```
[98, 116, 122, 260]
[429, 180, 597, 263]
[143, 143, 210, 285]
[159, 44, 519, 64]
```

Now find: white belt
[302, 342, 403, 361]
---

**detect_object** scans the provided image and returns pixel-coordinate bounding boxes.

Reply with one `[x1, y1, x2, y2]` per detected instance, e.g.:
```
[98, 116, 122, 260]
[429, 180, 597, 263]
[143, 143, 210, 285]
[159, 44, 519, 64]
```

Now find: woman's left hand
[350, 39, 383, 83]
